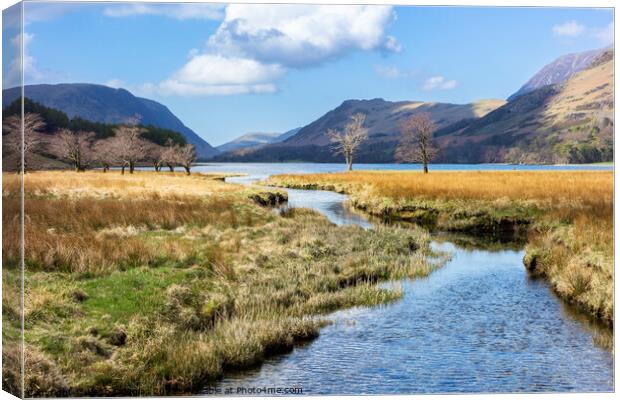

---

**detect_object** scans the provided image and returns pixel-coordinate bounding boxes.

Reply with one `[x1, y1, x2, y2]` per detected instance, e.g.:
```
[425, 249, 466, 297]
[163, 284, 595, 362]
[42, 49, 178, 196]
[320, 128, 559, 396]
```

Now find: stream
[198, 164, 613, 394]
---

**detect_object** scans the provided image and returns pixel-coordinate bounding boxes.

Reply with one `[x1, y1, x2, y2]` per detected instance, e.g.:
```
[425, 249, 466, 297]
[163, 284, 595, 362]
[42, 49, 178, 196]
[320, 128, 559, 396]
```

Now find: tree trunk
[129, 162, 135, 174]
[423, 163, 429, 174]
[184, 166, 191, 175]
[121, 165, 125, 175]
[347, 160, 353, 171]
[168, 165, 174, 172]
[103, 165, 109, 173]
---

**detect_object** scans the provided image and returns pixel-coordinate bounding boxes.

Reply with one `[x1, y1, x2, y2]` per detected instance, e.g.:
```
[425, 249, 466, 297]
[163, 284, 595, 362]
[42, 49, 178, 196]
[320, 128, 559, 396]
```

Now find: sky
[2, 2, 614, 146]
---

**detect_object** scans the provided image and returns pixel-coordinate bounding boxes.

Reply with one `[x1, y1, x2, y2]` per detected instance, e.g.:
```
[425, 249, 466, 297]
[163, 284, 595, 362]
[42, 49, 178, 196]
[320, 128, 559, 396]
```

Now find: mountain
[2, 84, 218, 159]
[439, 48, 614, 164]
[508, 47, 608, 101]
[213, 98, 505, 162]
[218, 48, 613, 165]
[216, 127, 301, 153]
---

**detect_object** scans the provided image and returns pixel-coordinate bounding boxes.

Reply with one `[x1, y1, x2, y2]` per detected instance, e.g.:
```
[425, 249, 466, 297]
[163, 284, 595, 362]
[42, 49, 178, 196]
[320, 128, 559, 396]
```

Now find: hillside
[214, 98, 505, 162]
[508, 47, 608, 101]
[2, 98, 189, 171]
[2, 84, 218, 159]
[216, 127, 301, 153]
[440, 48, 614, 164]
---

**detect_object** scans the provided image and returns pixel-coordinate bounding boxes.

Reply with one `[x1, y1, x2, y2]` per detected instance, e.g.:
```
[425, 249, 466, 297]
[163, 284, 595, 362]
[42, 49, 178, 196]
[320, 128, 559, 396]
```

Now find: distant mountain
[439, 48, 614, 163]
[2, 83, 218, 159]
[508, 47, 608, 101]
[214, 98, 505, 162]
[216, 127, 301, 153]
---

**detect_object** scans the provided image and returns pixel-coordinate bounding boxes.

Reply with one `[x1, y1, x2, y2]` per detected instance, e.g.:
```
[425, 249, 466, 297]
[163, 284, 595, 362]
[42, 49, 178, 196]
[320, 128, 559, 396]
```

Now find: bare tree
[144, 142, 164, 172]
[49, 129, 95, 171]
[92, 138, 117, 172]
[2, 113, 46, 172]
[328, 113, 368, 171]
[176, 144, 196, 175]
[160, 139, 179, 172]
[110, 125, 148, 174]
[395, 112, 438, 174]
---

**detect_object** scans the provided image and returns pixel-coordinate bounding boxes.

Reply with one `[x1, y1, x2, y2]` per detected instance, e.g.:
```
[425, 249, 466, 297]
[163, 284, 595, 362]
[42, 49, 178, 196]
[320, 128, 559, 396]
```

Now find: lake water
[194, 163, 613, 395]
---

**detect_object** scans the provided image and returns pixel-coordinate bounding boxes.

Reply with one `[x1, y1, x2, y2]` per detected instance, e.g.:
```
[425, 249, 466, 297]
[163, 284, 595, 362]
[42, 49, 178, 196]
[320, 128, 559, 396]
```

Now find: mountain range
[216, 128, 301, 153]
[215, 47, 614, 164]
[2, 84, 218, 159]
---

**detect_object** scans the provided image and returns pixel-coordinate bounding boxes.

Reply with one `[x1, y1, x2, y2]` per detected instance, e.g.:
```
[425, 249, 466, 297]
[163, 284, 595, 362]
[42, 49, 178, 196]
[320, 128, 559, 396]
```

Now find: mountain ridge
[2, 83, 218, 159]
[507, 47, 609, 101]
[216, 127, 301, 153]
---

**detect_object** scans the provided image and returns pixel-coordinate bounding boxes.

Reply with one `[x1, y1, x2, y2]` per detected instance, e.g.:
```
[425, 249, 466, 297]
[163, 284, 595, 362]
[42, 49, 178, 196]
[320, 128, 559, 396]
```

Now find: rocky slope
[508, 47, 609, 101]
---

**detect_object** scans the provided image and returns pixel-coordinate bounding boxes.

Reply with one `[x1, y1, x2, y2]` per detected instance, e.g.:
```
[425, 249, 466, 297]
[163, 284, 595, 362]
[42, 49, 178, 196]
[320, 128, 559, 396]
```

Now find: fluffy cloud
[128, 55, 284, 97]
[207, 4, 399, 67]
[423, 76, 457, 90]
[552, 20, 585, 37]
[118, 4, 400, 96]
[103, 3, 224, 20]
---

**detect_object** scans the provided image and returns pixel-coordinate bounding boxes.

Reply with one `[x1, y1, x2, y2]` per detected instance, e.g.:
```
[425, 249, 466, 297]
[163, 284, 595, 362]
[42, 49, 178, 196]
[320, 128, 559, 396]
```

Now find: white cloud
[374, 65, 416, 79]
[129, 54, 284, 97]
[593, 22, 614, 45]
[128, 4, 401, 96]
[207, 4, 399, 67]
[103, 3, 224, 20]
[423, 76, 457, 90]
[552, 20, 585, 37]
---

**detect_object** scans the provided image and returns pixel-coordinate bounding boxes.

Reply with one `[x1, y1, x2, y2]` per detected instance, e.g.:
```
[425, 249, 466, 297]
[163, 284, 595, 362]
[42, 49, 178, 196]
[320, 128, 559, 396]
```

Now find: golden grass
[267, 170, 612, 204]
[16, 171, 242, 199]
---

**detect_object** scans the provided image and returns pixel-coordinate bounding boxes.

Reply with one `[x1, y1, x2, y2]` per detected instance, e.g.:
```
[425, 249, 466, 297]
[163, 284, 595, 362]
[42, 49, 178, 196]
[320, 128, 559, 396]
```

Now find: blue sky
[3, 3, 614, 146]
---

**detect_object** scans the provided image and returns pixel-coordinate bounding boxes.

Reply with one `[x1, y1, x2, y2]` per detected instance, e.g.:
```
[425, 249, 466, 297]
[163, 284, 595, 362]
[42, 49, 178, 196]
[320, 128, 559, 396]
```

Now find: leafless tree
[177, 144, 196, 175]
[49, 129, 95, 171]
[110, 125, 148, 174]
[160, 139, 179, 172]
[144, 141, 165, 172]
[395, 112, 438, 174]
[2, 113, 46, 172]
[92, 138, 117, 172]
[328, 113, 368, 171]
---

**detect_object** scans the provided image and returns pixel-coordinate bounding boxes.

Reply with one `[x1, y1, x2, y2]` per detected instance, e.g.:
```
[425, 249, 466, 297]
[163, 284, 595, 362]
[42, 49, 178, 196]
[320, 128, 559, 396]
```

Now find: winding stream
[199, 164, 613, 394]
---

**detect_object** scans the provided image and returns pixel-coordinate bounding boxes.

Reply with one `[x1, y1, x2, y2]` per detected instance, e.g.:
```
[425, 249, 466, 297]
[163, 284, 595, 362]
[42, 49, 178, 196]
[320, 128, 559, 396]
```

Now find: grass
[265, 170, 613, 324]
[2, 171, 438, 396]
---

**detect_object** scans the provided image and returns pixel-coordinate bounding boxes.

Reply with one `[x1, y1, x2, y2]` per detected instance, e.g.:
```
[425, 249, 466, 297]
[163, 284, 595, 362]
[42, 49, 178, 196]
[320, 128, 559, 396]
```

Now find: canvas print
[1, 1, 615, 397]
